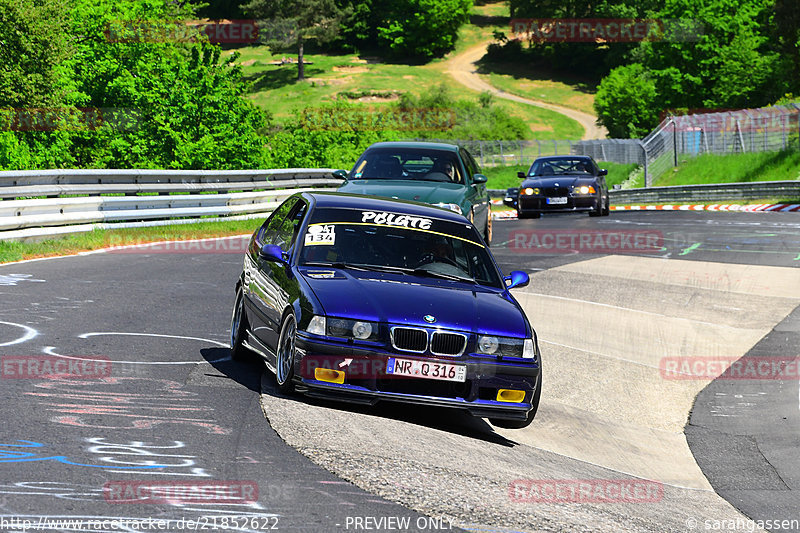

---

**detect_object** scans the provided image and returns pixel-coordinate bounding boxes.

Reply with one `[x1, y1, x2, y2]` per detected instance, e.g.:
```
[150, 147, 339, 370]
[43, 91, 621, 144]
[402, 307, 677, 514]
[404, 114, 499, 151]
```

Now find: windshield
[350, 148, 464, 184]
[299, 208, 501, 288]
[529, 158, 595, 176]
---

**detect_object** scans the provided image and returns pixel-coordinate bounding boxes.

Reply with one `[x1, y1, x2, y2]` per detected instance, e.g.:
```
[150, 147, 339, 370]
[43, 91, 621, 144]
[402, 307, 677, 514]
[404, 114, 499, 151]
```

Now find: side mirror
[517, 171, 526, 179]
[504, 270, 529, 289]
[598, 169, 608, 176]
[259, 244, 288, 264]
[472, 173, 488, 184]
[332, 169, 348, 180]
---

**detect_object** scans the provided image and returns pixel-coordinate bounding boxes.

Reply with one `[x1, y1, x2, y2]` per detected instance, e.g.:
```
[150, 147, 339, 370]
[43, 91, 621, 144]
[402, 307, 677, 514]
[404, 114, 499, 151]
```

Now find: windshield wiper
[412, 268, 477, 284]
[303, 262, 411, 274]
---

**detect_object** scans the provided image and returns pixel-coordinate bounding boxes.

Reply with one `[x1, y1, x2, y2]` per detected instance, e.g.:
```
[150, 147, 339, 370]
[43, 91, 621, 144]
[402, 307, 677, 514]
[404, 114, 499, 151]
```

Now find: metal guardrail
[0, 169, 341, 241]
[489, 180, 800, 204]
[608, 180, 800, 204]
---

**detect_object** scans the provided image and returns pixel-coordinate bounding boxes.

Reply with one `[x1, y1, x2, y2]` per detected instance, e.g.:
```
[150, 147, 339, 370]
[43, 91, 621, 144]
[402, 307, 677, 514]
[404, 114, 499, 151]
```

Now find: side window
[285, 200, 308, 248]
[460, 148, 478, 181]
[260, 198, 298, 248]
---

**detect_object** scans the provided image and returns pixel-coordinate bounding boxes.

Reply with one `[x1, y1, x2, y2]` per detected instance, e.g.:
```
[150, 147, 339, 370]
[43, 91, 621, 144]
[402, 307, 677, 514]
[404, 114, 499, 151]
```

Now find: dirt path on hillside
[444, 42, 607, 140]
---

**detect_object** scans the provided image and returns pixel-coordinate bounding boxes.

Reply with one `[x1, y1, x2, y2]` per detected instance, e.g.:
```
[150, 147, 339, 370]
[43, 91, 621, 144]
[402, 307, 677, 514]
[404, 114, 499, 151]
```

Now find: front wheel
[518, 211, 541, 219]
[275, 313, 298, 393]
[489, 370, 541, 429]
[602, 194, 610, 216]
[230, 287, 252, 362]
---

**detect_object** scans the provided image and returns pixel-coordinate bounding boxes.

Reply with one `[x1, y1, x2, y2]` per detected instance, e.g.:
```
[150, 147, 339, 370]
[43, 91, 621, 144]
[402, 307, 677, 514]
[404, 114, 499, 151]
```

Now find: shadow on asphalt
[200, 347, 518, 447]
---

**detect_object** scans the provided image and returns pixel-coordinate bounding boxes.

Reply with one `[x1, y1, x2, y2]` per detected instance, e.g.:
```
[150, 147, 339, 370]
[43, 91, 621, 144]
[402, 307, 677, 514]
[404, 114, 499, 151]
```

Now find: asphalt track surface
[0, 210, 798, 532]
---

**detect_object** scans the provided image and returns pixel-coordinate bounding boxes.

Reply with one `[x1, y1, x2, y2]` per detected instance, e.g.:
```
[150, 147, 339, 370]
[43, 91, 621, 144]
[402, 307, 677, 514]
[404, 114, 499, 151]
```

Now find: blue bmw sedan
[231, 192, 541, 428]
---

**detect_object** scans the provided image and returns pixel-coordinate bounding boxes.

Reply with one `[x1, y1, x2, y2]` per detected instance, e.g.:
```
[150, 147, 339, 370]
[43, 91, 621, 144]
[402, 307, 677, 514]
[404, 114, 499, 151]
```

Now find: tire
[275, 313, 298, 393]
[230, 287, 252, 362]
[489, 370, 542, 429]
[602, 194, 610, 216]
[518, 211, 541, 219]
[589, 198, 602, 217]
[484, 211, 492, 246]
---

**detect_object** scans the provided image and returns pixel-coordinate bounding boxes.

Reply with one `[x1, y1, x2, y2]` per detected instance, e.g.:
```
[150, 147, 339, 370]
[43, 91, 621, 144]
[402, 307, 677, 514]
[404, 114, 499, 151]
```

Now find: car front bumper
[518, 195, 599, 214]
[293, 334, 540, 421]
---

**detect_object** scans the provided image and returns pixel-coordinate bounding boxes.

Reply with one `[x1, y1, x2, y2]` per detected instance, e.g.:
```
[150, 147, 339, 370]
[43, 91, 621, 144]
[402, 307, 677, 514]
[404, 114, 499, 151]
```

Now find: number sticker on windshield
[361, 211, 432, 229]
[305, 225, 336, 245]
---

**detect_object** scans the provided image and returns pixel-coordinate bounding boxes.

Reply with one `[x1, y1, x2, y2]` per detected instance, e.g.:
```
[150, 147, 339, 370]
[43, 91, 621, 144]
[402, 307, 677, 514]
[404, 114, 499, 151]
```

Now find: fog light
[496, 389, 526, 403]
[315, 368, 345, 384]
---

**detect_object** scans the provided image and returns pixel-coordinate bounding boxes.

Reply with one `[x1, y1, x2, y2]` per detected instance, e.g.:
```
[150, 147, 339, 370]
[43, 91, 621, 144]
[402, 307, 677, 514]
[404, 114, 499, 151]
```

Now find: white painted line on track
[0, 320, 39, 346]
[44, 332, 230, 365]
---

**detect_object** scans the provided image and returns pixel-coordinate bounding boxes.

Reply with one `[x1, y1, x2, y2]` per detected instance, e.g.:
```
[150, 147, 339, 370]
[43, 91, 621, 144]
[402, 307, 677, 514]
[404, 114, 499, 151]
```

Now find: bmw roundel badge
[424, 315, 436, 323]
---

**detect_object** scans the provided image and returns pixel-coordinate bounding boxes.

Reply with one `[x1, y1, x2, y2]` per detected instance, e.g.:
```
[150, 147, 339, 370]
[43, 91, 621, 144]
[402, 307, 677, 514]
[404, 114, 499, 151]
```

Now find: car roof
[533, 155, 594, 162]
[365, 141, 460, 153]
[303, 191, 469, 223]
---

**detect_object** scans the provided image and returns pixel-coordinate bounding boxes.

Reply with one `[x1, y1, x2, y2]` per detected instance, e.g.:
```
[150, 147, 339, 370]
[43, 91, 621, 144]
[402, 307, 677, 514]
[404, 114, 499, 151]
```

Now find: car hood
[300, 268, 528, 337]
[522, 176, 594, 188]
[338, 179, 466, 206]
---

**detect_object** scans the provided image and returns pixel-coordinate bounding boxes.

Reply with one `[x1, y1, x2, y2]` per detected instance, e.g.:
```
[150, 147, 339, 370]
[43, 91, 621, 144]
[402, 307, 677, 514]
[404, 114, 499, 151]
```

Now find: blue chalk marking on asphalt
[0, 440, 163, 469]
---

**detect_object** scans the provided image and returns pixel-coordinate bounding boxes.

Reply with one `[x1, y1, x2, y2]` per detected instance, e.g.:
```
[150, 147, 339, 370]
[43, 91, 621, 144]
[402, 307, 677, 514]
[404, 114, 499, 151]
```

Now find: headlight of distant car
[522, 187, 540, 196]
[572, 185, 596, 195]
[327, 317, 379, 341]
[434, 203, 463, 214]
[476, 335, 535, 358]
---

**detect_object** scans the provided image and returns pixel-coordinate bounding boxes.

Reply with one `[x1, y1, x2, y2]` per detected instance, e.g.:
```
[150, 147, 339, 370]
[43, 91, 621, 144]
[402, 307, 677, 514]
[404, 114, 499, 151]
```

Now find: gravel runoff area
[260, 378, 761, 533]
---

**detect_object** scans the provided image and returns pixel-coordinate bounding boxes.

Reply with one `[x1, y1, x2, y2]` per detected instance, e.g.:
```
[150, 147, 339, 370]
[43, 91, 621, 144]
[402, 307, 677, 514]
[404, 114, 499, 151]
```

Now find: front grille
[544, 187, 569, 197]
[391, 327, 428, 352]
[430, 331, 467, 356]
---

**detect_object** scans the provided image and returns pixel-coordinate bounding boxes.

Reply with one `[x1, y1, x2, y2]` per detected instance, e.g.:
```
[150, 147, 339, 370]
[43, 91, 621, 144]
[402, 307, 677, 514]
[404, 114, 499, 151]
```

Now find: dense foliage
[0, 0, 268, 170]
[506, 0, 800, 138]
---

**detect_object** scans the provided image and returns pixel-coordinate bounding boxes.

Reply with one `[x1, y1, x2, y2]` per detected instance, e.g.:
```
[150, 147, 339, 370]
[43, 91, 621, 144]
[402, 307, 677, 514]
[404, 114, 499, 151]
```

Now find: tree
[0, 0, 72, 107]
[594, 63, 659, 138]
[241, 0, 345, 80]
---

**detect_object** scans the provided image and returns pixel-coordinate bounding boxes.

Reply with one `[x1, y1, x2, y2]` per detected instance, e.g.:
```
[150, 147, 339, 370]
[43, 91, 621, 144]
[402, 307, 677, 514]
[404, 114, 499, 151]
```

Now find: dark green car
[335, 141, 493, 245]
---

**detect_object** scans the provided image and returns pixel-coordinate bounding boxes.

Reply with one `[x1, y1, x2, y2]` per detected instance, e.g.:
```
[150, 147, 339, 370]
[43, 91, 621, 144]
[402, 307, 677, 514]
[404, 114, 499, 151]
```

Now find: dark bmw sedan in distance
[504, 155, 610, 218]
[231, 192, 541, 428]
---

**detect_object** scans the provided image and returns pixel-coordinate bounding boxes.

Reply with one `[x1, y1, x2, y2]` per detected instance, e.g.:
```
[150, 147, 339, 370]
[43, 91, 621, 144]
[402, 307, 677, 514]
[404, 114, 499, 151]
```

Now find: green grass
[228, 0, 584, 140]
[655, 149, 800, 187]
[482, 161, 639, 189]
[480, 68, 598, 116]
[0, 219, 263, 264]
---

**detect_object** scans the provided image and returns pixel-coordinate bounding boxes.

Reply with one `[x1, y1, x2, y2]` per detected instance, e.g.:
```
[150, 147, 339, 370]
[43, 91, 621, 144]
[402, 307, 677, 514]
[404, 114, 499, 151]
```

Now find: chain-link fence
[642, 104, 800, 186]
[415, 139, 644, 168]
[416, 103, 800, 186]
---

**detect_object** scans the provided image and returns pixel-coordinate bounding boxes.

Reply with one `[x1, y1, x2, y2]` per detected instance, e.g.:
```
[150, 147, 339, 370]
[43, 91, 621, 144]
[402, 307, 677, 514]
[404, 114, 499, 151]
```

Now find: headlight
[522, 187, 540, 196]
[477, 335, 499, 354]
[522, 338, 536, 359]
[306, 315, 326, 335]
[434, 202, 463, 214]
[476, 335, 529, 357]
[573, 185, 596, 195]
[328, 317, 379, 341]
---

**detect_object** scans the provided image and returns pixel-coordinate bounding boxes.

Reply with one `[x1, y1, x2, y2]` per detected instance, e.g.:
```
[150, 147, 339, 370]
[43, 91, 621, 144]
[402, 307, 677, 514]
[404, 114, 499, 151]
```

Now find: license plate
[386, 358, 466, 382]
[547, 197, 568, 205]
